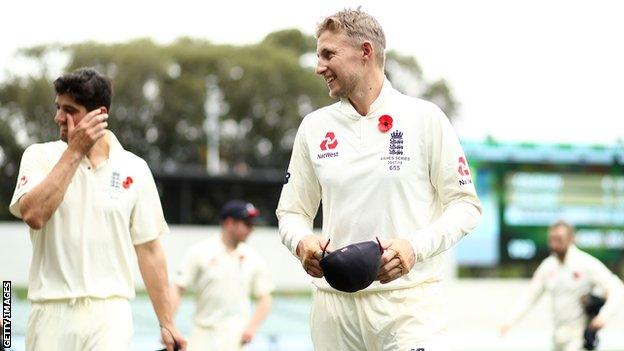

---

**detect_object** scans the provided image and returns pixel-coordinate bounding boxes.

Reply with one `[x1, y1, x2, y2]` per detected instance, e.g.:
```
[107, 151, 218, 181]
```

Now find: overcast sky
[1, 0, 623, 145]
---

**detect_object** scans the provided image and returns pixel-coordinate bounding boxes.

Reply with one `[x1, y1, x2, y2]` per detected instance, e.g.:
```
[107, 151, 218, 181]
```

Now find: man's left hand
[376, 238, 416, 284]
[589, 315, 606, 330]
[160, 324, 187, 351]
[240, 327, 255, 345]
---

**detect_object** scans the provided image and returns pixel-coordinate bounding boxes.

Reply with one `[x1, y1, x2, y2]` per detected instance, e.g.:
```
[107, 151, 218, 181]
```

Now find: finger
[379, 266, 403, 284]
[79, 108, 103, 126]
[377, 257, 402, 277]
[67, 113, 75, 133]
[87, 113, 108, 128]
[380, 248, 397, 264]
[306, 266, 323, 277]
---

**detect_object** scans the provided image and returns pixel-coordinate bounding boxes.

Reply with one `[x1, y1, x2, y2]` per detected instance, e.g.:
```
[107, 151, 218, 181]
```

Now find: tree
[0, 29, 457, 221]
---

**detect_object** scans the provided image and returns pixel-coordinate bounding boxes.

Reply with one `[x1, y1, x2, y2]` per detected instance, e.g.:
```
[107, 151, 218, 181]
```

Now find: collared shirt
[506, 245, 624, 327]
[276, 79, 481, 292]
[174, 235, 274, 328]
[9, 131, 168, 301]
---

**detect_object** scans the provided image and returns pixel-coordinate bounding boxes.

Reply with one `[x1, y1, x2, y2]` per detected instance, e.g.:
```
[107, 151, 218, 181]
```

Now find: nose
[315, 58, 327, 76]
[54, 110, 66, 124]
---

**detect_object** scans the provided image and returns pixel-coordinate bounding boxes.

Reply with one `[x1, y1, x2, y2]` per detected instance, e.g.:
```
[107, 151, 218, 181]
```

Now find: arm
[13, 108, 107, 229]
[276, 120, 326, 276]
[378, 106, 481, 282]
[240, 294, 272, 345]
[588, 257, 624, 330]
[501, 262, 548, 334]
[170, 285, 186, 318]
[135, 239, 187, 351]
[409, 105, 481, 262]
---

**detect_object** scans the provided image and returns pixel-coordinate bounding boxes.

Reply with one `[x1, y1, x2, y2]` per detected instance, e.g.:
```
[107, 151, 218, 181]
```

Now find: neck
[348, 69, 385, 116]
[220, 233, 238, 251]
[555, 247, 570, 263]
[86, 132, 110, 167]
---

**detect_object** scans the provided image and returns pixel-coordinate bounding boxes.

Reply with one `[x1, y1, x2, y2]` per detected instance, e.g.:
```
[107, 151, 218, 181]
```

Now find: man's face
[230, 218, 254, 245]
[548, 225, 573, 256]
[54, 94, 88, 142]
[315, 30, 363, 99]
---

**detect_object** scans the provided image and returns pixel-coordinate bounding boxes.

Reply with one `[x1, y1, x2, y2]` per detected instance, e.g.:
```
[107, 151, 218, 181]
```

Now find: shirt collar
[339, 77, 394, 120]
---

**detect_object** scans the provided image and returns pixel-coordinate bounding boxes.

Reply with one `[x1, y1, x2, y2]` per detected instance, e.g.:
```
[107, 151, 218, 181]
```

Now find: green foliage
[0, 29, 457, 221]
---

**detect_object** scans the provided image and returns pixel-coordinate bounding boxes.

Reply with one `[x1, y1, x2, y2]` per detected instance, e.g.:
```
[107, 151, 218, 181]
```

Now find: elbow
[22, 210, 45, 230]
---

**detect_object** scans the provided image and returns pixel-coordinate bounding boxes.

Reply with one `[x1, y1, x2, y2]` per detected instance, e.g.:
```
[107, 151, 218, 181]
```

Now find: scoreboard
[502, 172, 624, 263]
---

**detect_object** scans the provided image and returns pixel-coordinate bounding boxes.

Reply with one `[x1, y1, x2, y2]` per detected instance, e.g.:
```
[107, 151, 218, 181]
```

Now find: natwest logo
[458, 156, 470, 176]
[320, 132, 338, 151]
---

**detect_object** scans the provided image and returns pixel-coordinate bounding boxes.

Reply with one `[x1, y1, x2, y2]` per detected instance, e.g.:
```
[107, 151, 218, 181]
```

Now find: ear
[99, 106, 108, 114]
[361, 41, 374, 62]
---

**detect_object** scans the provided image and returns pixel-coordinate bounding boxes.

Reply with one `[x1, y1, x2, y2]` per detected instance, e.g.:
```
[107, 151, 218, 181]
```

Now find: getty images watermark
[2, 281, 10, 349]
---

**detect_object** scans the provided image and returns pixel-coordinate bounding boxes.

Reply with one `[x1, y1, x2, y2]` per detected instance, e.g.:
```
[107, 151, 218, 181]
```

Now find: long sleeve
[409, 105, 482, 262]
[276, 120, 322, 256]
[505, 261, 548, 325]
[589, 257, 624, 321]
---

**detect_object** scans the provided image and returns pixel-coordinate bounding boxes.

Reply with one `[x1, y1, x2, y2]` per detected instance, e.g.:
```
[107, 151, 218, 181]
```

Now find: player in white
[9, 68, 186, 351]
[171, 200, 273, 351]
[500, 221, 624, 351]
[276, 8, 481, 351]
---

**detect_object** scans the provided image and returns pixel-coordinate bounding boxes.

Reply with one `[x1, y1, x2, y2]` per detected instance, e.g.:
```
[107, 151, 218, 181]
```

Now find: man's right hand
[296, 235, 331, 278]
[67, 107, 108, 155]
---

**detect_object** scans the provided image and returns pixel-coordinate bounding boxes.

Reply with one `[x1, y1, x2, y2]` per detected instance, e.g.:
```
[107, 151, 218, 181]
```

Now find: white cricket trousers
[26, 297, 133, 351]
[553, 319, 585, 351]
[311, 281, 449, 351]
[189, 319, 246, 351]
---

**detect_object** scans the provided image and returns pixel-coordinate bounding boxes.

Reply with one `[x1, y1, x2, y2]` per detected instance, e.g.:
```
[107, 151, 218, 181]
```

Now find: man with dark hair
[501, 220, 624, 351]
[276, 8, 481, 351]
[9, 67, 186, 351]
[171, 200, 273, 351]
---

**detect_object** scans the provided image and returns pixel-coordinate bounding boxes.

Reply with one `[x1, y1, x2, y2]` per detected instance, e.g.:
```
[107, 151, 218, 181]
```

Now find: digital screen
[501, 172, 624, 263]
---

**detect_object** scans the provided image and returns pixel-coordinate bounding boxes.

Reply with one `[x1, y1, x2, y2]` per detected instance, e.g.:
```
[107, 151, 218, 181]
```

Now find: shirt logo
[458, 156, 473, 186]
[458, 156, 470, 176]
[389, 131, 404, 155]
[380, 130, 410, 171]
[111, 172, 121, 189]
[318, 132, 339, 159]
[16, 175, 28, 190]
[320, 132, 338, 151]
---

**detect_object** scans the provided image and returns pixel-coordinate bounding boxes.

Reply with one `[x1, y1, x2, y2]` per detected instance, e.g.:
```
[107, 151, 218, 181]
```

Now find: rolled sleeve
[130, 161, 169, 245]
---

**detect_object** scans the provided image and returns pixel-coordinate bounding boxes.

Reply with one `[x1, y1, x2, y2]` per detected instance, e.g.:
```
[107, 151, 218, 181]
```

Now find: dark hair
[53, 67, 112, 111]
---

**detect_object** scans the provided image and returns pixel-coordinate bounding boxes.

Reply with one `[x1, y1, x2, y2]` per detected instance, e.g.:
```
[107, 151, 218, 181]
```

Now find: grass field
[5, 293, 624, 351]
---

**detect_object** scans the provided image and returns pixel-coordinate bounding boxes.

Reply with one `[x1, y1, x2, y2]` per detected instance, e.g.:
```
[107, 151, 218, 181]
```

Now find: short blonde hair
[549, 220, 576, 237]
[316, 8, 386, 69]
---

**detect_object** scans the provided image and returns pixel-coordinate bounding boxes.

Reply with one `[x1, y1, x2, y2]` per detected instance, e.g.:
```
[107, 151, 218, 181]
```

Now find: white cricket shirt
[277, 79, 482, 292]
[506, 245, 624, 327]
[9, 131, 169, 301]
[174, 235, 274, 328]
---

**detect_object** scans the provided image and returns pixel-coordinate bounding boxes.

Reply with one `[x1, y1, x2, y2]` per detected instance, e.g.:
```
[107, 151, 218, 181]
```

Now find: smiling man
[276, 8, 481, 351]
[9, 68, 186, 351]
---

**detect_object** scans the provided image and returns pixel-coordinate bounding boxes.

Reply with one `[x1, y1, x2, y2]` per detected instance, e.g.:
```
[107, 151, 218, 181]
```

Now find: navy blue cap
[219, 200, 260, 221]
[320, 240, 383, 293]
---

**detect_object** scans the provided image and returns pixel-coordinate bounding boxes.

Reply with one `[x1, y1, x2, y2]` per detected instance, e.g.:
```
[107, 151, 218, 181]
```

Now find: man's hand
[376, 238, 416, 284]
[499, 323, 512, 336]
[296, 235, 331, 278]
[240, 326, 255, 345]
[160, 324, 187, 351]
[589, 315, 606, 330]
[67, 107, 108, 155]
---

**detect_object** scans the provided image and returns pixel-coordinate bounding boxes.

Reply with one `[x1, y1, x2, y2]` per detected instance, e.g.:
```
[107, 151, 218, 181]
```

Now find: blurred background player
[276, 8, 481, 351]
[171, 200, 273, 351]
[500, 220, 624, 351]
[8, 67, 186, 351]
